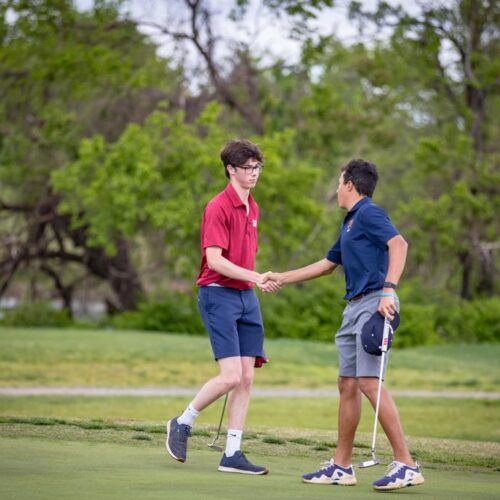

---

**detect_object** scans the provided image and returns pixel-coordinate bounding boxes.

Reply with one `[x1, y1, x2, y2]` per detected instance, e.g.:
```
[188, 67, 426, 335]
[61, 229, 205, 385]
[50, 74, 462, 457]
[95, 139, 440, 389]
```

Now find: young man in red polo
[166, 139, 279, 475]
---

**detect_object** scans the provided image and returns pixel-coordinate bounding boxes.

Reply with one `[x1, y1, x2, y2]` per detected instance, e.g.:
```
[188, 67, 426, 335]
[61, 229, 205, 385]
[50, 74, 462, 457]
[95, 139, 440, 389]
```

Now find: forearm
[279, 258, 337, 284]
[208, 254, 262, 284]
[385, 235, 408, 287]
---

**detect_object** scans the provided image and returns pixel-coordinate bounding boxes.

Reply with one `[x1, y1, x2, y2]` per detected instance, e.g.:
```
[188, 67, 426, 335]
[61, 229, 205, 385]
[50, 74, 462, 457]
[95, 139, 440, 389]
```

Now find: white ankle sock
[177, 403, 200, 427]
[225, 429, 242, 457]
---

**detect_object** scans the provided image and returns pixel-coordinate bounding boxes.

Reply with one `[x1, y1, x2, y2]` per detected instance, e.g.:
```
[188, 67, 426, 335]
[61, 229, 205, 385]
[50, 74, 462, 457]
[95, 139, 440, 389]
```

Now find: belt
[349, 289, 380, 302]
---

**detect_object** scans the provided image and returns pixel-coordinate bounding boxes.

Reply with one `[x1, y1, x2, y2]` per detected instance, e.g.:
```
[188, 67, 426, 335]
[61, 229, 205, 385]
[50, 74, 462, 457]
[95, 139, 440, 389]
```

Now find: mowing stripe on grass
[1, 416, 499, 470]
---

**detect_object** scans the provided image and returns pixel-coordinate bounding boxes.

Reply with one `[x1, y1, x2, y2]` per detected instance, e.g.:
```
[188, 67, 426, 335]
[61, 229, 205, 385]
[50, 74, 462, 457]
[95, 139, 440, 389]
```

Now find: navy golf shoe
[218, 451, 268, 475]
[166, 417, 191, 462]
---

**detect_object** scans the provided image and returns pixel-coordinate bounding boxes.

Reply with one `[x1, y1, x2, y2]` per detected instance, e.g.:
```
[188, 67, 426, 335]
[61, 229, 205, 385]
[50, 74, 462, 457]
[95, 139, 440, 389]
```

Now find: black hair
[341, 159, 379, 197]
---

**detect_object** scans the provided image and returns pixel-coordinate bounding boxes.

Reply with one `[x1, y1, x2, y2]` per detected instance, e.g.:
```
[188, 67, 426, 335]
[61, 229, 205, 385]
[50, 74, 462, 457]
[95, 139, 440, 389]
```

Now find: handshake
[255, 272, 283, 293]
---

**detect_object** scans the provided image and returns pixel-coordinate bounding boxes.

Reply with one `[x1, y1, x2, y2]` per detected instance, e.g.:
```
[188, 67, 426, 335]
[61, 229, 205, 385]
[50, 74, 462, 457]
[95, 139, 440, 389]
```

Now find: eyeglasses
[235, 163, 264, 174]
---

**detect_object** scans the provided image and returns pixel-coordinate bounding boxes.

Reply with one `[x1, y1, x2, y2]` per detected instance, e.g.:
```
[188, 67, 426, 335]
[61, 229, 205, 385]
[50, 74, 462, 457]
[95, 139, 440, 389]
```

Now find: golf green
[1, 437, 499, 499]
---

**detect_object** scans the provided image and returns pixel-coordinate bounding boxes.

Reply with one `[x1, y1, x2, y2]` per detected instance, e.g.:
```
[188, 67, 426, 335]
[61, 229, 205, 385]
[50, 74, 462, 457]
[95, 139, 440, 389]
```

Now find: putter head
[358, 450, 380, 468]
[207, 438, 224, 452]
[358, 458, 379, 468]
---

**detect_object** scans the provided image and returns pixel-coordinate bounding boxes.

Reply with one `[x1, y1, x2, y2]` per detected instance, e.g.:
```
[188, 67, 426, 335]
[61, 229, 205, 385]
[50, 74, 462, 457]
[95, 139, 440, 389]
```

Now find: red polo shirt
[197, 183, 259, 289]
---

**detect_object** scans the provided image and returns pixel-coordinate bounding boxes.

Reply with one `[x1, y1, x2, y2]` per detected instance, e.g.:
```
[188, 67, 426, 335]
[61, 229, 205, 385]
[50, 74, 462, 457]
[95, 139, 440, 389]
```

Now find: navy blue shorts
[198, 286, 265, 361]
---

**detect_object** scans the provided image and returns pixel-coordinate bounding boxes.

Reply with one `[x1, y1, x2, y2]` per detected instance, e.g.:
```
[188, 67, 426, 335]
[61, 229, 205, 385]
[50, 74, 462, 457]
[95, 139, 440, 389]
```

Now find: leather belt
[349, 289, 380, 302]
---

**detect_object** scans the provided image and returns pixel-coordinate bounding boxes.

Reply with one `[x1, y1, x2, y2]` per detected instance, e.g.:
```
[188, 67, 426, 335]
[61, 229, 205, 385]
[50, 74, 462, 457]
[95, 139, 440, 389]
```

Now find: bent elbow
[392, 235, 408, 251]
[322, 261, 336, 276]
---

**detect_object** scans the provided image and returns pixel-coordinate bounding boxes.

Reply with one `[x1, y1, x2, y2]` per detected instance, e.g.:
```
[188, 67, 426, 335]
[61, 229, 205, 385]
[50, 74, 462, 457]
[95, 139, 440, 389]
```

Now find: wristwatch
[383, 281, 397, 289]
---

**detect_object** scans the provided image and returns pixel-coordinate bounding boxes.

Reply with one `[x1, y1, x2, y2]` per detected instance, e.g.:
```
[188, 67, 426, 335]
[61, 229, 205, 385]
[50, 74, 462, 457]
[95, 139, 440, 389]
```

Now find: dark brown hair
[220, 139, 263, 179]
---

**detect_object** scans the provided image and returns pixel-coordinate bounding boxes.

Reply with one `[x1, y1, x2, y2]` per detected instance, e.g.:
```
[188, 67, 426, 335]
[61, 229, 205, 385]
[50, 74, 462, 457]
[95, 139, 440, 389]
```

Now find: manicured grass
[1, 327, 499, 391]
[1, 395, 499, 442]
[1, 415, 498, 469]
[2, 327, 499, 498]
[1, 423, 499, 500]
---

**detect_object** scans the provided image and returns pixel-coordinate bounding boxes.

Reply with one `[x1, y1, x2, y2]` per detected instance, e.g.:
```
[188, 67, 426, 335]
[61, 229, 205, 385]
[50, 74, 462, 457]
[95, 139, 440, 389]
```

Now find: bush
[0, 302, 72, 327]
[110, 291, 204, 334]
[394, 304, 440, 348]
[260, 279, 345, 340]
[434, 296, 500, 343]
[94, 285, 500, 346]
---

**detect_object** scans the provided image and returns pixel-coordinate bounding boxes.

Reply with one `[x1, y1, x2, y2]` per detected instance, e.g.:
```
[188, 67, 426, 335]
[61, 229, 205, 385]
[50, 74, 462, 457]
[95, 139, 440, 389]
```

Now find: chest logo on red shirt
[251, 219, 258, 228]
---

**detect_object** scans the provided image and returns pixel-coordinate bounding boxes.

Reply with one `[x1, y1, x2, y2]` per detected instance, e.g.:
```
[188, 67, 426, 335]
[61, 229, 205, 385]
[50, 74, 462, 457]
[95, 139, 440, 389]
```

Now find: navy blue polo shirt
[326, 197, 399, 300]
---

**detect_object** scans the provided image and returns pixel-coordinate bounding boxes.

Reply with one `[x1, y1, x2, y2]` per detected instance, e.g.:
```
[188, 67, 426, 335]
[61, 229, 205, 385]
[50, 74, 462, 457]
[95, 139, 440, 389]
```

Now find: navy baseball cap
[361, 311, 400, 356]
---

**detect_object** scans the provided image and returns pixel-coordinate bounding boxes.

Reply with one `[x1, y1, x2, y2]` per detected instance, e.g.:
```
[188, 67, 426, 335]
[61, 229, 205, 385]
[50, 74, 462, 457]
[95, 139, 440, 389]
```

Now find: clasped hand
[256, 271, 283, 293]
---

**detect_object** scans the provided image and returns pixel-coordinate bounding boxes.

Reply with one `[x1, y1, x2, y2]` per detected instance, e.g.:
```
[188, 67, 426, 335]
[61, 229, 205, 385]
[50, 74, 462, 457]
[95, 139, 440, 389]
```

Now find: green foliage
[0, 302, 71, 328]
[1, 0, 499, 317]
[109, 292, 204, 334]
[106, 289, 500, 347]
[1, 0, 178, 193]
[435, 297, 500, 343]
[53, 102, 326, 273]
[396, 133, 499, 272]
[51, 103, 226, 264]
[395, 304, 440, 348]
[260, 278, 345, 340]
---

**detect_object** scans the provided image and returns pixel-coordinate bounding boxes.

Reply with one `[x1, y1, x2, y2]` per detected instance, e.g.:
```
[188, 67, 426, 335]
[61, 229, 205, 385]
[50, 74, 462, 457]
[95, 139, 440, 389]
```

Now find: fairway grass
[1, 395, 499, 442]
[1, 327, 500, 392]
[2, 326, 500, 498]
[1, 422, 499, 500]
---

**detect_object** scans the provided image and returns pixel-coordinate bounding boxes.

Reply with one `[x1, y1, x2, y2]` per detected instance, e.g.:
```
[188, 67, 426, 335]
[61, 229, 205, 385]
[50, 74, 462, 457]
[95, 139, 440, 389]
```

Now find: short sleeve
[361, 205, 399, 248]
[201, 202, 229, 250]
[326, 235, 342, 264]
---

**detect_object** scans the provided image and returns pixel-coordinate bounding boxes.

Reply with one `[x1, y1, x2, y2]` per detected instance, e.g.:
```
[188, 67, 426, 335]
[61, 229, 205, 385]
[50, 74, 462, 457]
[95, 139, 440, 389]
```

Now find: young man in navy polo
[269, 159, 424, 491]
[166, 139, 279, 475]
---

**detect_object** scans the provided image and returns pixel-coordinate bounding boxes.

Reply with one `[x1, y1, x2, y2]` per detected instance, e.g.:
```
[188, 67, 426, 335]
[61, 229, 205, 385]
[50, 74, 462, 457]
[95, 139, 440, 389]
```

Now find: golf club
[359, 317, 392, 468]
[207, 393, 228, 451]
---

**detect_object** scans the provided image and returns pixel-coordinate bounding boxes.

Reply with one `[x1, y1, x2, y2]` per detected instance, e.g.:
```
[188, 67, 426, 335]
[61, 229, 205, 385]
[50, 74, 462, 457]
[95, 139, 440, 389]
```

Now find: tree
[349, 0, 500, 298]
[52, 102, 326, 281]
[0, 0, 183, 312]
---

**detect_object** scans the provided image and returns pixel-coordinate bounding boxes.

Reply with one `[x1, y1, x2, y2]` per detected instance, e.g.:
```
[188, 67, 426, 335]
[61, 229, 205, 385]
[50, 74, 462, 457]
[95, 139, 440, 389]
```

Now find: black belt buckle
[350, 289, 378, 302]
[350, 293, 364, 302]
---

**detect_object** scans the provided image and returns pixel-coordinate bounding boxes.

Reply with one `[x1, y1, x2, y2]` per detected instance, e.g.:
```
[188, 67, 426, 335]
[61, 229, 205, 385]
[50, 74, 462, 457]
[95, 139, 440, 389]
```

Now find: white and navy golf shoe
[302, 460, 357, 485]
[372, 461, 424, 490]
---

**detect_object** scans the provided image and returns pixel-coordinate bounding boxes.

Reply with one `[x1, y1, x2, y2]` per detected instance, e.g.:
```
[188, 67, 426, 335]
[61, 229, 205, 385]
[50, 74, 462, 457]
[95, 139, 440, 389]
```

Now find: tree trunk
[83, 240, 143, 311]
[459, 251, 473, 300]
[56, 214, 144, 312]
[40, 264, 74, 317]
[476, 246, 495, 295]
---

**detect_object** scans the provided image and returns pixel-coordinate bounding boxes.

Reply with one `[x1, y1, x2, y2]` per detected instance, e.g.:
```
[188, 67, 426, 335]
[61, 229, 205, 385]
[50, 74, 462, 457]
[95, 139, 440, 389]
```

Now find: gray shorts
[336, 291, 399, 378]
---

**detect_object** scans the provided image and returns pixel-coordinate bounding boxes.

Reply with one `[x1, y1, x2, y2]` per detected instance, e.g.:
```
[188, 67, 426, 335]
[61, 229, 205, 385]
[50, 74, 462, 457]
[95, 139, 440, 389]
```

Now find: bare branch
[0, 200, 33, 212]
[433, 54, 463, 116]
[138, 0, 265, 134]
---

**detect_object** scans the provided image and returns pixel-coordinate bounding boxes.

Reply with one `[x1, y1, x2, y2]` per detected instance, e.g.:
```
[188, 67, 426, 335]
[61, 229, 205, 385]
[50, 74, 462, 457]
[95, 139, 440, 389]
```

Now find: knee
[240, 371, 254, 390]
[358, 377, 378, 398]
[220, 371, 242, 390]
[338, 377, 359, 398]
